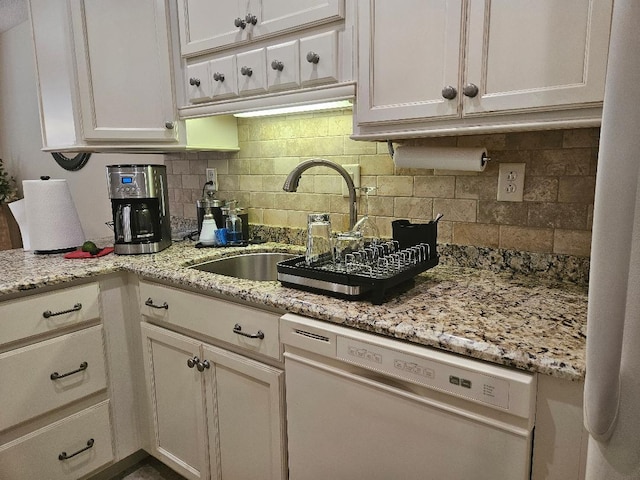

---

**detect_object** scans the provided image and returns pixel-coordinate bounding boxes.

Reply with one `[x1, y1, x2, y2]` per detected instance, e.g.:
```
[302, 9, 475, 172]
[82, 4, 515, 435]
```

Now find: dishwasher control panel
[337, 336, 511, 411]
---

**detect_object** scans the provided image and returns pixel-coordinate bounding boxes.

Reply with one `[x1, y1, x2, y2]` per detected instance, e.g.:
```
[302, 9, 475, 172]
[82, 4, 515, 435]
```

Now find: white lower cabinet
[141, 322, 286, 480]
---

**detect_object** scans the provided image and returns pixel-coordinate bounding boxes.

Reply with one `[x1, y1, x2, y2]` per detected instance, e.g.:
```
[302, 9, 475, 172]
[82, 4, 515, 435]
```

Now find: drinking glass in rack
[352, 186, 380, 245]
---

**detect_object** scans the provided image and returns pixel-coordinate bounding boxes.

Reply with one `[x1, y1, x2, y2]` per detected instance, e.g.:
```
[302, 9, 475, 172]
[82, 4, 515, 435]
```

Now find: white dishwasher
[280, 314, 537, 480]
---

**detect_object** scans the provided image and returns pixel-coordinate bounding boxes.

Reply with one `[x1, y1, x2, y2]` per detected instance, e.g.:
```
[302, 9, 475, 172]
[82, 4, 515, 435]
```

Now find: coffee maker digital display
[107, 165, 171, 254]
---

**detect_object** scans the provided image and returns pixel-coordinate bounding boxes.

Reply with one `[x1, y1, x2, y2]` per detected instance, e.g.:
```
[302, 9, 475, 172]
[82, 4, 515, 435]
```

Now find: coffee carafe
[107, 165, 171, 254]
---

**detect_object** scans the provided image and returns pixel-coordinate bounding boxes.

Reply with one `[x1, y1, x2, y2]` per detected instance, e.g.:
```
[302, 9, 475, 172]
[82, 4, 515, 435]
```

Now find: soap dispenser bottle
[225, 201, 243, 245]
[199, 211, 218, 246]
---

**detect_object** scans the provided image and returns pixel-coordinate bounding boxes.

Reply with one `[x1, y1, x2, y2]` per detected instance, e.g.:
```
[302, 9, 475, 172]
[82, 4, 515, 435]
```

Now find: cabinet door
[186, 61, 213, 104]
[254, 0, 344, 38]
[237, 48, 268, 96]
[464, 0, 612, 115]
[141, 323, 209, 480]
[211, 55, 240, 100]
[177, 0, 247, 56]
[356, 0, 464, 125]
[204, 345, 286, 480]
[70, 0, 177, 142]
[266, 40, 300, 91]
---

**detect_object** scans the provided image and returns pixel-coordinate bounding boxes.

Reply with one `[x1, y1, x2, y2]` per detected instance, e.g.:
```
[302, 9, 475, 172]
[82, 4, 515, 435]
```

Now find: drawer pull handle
[233, 323, 264, 339]
[50, 361, 88, 380]
[43, 303, 82, 318]
[187, 355, 199, 368]
[145, 298, 168, 310]
[306, 51, 320, 64]
[240, 66, 253, 77]
[58, 438, 94, 461]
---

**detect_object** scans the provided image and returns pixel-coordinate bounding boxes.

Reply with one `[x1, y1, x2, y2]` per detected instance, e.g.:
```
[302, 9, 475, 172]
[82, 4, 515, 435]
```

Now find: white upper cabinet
[29, 0, 239, 152]
[177, 0, 344, 57]
[463, 0, 612, 115]
[353, 0, 613, 139]
[70, 0, 177, 142]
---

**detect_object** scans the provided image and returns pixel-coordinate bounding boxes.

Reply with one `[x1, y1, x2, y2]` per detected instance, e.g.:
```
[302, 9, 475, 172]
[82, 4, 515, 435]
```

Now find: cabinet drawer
[237, 48, 268, 96]
[0, 401, 113, 480]
[0, 283, 100, 347]
[0, 325, 108, 432]
[140, 282, 281, 360]
[186, 61, 212, 103]
[300, 30, 338, 86]
[267, 40, 300, 91]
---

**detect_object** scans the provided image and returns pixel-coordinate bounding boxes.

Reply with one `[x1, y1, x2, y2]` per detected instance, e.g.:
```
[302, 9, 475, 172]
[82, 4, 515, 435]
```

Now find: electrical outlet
[497, 163, 525, 202]
[206, 168, 217, 191]
[342, 164, 361, 197]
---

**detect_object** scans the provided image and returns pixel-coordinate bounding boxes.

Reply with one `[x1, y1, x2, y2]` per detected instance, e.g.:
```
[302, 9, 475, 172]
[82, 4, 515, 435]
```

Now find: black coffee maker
[107, 165, 171, 254]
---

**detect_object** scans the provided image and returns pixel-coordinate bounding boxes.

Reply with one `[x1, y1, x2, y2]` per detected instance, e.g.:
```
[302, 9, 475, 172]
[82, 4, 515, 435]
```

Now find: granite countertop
[0, 240, 588, 381]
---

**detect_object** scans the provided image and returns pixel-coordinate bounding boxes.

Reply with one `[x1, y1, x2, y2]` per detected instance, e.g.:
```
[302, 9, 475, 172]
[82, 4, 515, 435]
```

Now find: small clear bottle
[225, 201, 243, 245]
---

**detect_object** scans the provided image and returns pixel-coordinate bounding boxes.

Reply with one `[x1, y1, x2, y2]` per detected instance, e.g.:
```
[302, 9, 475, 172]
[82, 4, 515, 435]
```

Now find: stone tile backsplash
[165, 109, 598, 257]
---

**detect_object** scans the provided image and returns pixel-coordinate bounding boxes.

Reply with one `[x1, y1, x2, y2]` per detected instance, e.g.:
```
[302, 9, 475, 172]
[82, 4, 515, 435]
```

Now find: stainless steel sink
[189, 252, 297, 281]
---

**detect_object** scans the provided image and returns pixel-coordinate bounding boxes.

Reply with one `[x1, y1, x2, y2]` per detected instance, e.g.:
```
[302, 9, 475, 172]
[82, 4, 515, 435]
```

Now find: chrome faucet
[282, 158, 358, 230]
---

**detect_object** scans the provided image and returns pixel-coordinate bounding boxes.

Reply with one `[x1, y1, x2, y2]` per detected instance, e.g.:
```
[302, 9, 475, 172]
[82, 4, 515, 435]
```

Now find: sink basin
[189, 252, 297, 281]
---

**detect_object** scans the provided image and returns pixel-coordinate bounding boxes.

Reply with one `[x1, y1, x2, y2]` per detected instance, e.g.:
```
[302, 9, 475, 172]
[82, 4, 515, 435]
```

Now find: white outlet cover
[342, 164, 361, 197]
[497, 163, 525, 202]
[206, 168, 218, 190]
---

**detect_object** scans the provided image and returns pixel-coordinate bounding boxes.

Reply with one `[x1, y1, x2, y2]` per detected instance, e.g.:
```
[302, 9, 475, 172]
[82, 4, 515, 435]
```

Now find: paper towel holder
[386, 140, 491, 167]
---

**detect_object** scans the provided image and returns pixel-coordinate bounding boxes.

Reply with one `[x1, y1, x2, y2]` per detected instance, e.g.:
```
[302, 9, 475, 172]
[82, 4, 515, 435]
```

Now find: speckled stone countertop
[0, 240, 588, 381]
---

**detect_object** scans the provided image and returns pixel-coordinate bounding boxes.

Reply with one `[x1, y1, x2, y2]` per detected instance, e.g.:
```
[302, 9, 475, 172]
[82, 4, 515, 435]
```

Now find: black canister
[197, 197, 224, 234]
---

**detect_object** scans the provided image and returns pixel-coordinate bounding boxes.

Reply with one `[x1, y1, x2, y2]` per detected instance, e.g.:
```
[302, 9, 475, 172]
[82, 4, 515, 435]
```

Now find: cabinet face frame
[69, 0, 178, 142]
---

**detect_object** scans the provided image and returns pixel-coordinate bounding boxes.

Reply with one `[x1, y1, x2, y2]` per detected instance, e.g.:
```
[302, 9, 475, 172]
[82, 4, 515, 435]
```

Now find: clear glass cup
[352, 186, 380, 245]
[306, 213, 334, 267]
[333, 231, 364, 265]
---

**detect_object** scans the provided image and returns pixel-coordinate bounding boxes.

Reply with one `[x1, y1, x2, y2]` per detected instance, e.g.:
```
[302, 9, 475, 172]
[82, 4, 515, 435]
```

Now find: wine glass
[352, 187, 380, 246]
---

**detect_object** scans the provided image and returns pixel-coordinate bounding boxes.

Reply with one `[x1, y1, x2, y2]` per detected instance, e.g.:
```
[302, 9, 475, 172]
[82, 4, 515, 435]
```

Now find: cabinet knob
[245, 13, 258, 25]
[145, 297, 169, 308]
[213, 72, 225, 82]
[187, 356, 199, 369]
[306, 51, 320, 64]
[441, 85, 457, 100]
[271, 60, 284, 71]
[234, 17, 246, 29]
[197, 359, 211, 372]
[462, 83, 479, 98]
[189, 77, 201, 87]
[164, 121, 175, 130]
[240, 66, 253, 77]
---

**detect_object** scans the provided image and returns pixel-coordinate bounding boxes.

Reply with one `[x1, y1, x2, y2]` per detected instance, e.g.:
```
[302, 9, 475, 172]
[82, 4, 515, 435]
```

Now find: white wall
[0, 21, 164, 241]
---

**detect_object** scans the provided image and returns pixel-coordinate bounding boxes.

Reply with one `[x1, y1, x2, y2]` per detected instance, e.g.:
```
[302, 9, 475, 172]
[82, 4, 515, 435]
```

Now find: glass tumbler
[333, 231, 364, 265]
[306, 213, 334, 267]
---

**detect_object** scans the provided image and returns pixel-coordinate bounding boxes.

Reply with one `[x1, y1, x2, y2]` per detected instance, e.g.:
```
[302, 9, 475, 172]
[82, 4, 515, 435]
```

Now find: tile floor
[108, 457, 186, 480]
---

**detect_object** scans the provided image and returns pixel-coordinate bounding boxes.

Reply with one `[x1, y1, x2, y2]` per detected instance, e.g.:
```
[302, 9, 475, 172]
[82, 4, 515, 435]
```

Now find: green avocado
[81, 241, 99, 255]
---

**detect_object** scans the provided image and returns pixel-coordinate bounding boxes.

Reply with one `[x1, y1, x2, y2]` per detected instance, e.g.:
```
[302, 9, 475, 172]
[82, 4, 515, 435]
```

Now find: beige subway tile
[189, 159, 207, 174]
[275, 192, 331, 212]
[368, 195, 395, 217]
[499, 226, 554, 253]
[396, 166, 434, 176]
[359, 154, 395, 175]
[344, 137, 377, 155]
[528, 149, 592, 176]
[170, 202, 184, 218]
[414, 176, 455, 198]
[233, 191, 251, 207]
[206, 158, 229, 174]
[488, 150, 532, 169]
[298, 117, 329, 138]
[377, 176, 414, 196]
[563, 128, 600, 148]
[326, 114, 353, 136]
[436, 220, 453, 243]
[228, 158, 251, 174]
[393, 197, 433, 220]
[408, 137, 457, 148]
[452, 223, 500, 248]
[375, 216, 394, 238]
[262, 174, 288, 192]
[166, 174, 182, 189]
[247, 208, 263, 224]
[263, 208, 288, 226]
[181, 174, 201, 190]
[505, 130, 564, 150]
[455, 176, 498, 200]
[273, 157, 302, 174]
[433, 199, 477, 222]
[239, 175, 263, 192]
[183, 202, 196, 219]
[172, 159, 190, 174]
[523, 177, 558, 202]
[293, 175, 315, 194]
[527, 203, 588, 229]
[457, 134, 507, 150]
[259, 119, 280, 140]
[237, 141, 261, 158]
[287, 210, 310, 229]
[587, 204, 594, 229]
[558, 176, 596, 204]
[259, 140, 288, 161]
[237, 123, 250, 143]
[329, 194, 350, 214]
[249, 158, 275, 175]
[553, 229, 592, 257]
[315, 174, 343, 194]
[249, 192, 275, 209]
[477, 201, 528, 226]
[218, 174, 239, 191]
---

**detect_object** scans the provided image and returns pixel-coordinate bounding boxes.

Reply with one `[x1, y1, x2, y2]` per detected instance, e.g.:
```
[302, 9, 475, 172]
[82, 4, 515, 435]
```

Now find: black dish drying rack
[277, 218, 440, 304]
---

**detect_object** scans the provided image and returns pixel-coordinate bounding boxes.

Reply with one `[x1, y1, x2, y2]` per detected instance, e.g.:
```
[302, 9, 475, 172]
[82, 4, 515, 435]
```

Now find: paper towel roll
[393, 146, 488, 171]
[8, 199, 30, 251]
[23, 178, 85, 253]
